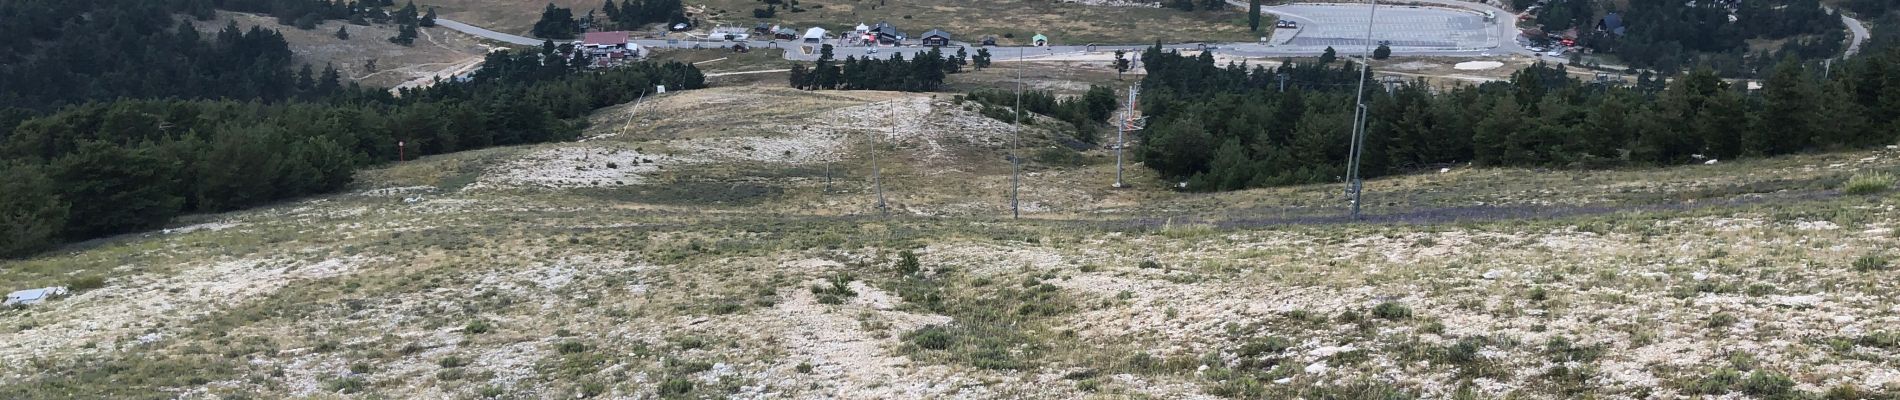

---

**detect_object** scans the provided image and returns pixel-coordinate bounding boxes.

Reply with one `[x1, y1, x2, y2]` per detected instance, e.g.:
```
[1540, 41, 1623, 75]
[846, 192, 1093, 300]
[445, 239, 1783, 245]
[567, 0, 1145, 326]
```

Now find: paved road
[433, 18, 543, 46]
[1842, 13, 1870, 57]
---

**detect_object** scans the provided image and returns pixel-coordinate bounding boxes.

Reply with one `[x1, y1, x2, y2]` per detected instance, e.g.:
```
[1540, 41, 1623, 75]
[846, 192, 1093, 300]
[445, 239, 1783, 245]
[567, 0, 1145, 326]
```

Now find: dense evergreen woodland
[1528, 0, 1842, 76]
[1134, 43, 1900, 191]
[533, 0, 689, 39]
[0, 5, 705, 257]
[0, 0, 439, 111]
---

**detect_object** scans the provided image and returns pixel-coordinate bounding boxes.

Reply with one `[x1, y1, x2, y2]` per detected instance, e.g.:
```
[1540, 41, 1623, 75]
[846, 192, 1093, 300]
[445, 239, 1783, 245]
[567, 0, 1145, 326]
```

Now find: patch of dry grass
[191, 11, 499, 88]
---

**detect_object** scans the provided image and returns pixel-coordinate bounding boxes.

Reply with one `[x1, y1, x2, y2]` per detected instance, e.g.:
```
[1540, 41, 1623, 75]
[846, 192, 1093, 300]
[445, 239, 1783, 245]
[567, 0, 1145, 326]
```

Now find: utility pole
[1114, 85, 1145, 188]
[618, 91, 648, 137]
[1010, 48, 1024, 219]
[1344, 0, 1378, 219]
[874, 108, 889, 217]
[1277, 73, 1289, 93]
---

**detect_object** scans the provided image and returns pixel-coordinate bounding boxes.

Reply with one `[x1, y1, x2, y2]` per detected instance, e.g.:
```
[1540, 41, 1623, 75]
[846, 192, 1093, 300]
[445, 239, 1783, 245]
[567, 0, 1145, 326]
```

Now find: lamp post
[1345, 0, 1378, 219]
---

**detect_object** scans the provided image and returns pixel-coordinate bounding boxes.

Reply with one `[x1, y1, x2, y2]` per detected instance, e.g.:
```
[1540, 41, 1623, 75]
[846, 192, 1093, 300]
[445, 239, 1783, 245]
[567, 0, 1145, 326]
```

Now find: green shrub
[670, 336, 706, 350]
[1236, 336, 1293, 357]
[907, 325, 955, 350]
[1860, 331, 1900, 349]
[896, 250, 921, 275]
[1707, 312, 1739, 329]
[658, 378, 693, 395]
[1843, 172, 1895, 195]
[1740, 370, 1795, 396]
[438, 356, 466, 368]
[68, 275, 107, 291]
[1138, 260, 1162, 269]
[795, 362, 814, 373]
[578, 381, 606, 398]
[324, 377, 367, 393]
[1371, 302, 1412, 320]
[464, 320, 492, 334]
[556, 341, 587, 354]
[1686, 368, 1743, 394]
[1853, 254, 1890, 272]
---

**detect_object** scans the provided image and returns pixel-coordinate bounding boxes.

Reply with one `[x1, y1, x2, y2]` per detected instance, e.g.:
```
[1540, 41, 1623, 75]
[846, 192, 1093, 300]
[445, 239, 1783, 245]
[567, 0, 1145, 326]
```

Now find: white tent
[803, 27, 828, 42]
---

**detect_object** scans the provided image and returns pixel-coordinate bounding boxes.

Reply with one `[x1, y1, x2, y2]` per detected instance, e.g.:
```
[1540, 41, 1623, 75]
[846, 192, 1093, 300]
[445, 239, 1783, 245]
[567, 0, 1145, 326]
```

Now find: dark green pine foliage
[1126, 43, 1900, 191]
[0, 26, 708, 257]
[533, 3, 579, 39]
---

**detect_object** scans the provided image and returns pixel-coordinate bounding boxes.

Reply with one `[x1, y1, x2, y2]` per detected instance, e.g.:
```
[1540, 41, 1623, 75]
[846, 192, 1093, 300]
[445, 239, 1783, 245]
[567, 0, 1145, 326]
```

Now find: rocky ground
[1, 84, 1897, 399]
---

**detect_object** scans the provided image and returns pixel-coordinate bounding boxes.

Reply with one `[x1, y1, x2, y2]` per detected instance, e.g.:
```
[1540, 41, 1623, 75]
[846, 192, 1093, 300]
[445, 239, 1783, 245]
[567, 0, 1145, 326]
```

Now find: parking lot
[1271, 3, 1496, 51]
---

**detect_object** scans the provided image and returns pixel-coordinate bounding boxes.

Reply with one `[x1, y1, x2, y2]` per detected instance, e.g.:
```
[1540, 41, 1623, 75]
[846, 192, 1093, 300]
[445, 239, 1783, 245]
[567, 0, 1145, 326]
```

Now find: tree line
[533, 0, 689, 40]
[0, 0, 446, 112]
[787, 45, 966, 92]
[1133, 44, 1900, 191]
[1532, 0, 1842, 76]
[1, 38, 705, 258]
[0, 1, 301, 111]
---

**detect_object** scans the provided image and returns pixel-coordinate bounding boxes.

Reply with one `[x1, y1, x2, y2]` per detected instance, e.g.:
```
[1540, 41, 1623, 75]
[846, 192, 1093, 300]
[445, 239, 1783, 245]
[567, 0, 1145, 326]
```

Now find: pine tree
[1249, 0, 1263, 31]
[395, 1, 419, 25]
[1756, 57, 1821, 155]
[0, 163, 68, 258]
[389, 22, 417, 45]
[1472, 99, 1524, 165]
[533, 3, 579, 39]
[1320, 47, 1337, 64]
[296, 64, 317, 91]
[1373, 44, 1392, 60]
[421, 7, 437, 27]
[1113, 50, 1130, 78]
[53, 142, 184, 239]
[335, 25, 350, 40]
[974, 48, 992, 69]
[318, 63, 343, 94]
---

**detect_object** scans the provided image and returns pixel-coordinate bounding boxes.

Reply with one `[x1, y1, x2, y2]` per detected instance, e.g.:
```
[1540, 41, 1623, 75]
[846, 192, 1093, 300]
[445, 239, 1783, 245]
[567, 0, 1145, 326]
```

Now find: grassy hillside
[2, 80, 1898, 398]
[192, 11, 500, 89]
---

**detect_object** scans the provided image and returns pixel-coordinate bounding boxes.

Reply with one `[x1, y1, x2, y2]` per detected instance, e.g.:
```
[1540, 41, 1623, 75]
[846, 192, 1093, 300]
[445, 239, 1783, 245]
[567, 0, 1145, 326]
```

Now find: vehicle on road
[1275, 20, 1299, 29]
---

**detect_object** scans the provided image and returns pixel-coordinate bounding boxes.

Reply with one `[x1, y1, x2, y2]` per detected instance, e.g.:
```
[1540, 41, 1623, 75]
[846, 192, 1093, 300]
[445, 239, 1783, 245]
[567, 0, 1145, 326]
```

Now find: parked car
[1276, 20, 1299, 29]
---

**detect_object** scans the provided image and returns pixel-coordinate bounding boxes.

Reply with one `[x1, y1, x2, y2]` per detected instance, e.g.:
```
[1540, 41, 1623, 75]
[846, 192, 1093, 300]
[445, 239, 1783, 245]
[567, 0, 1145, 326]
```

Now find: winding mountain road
[1842, 12, 1870, 57]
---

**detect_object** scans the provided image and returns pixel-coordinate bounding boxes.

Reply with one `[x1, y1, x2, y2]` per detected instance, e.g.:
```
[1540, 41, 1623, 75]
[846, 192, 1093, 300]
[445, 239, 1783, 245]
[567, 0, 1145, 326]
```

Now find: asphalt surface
[434, 1, 1530, 64]
[1842, 13, 1871, 57]
[433, 18, 543, 46]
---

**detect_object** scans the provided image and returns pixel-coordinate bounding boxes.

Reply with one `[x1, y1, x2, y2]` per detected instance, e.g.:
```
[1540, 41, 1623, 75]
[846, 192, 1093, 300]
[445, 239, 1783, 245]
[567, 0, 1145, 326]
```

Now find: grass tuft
[1842, 172, 1894, 195]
